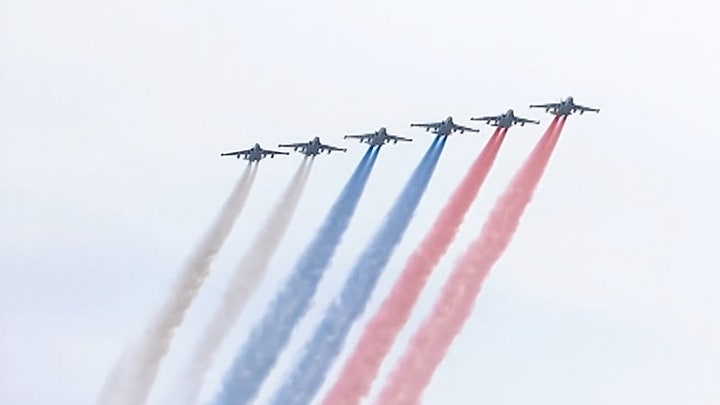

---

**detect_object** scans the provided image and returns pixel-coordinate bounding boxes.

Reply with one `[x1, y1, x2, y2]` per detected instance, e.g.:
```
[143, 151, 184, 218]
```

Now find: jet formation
[221, 96, 598, 162]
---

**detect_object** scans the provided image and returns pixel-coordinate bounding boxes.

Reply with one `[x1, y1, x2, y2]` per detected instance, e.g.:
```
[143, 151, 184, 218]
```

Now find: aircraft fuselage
[555, 102, 574, 116]
[435, 120, 454, 136]
[496, 113, 514, 128]
[366, 134, 386, 146]
[243, 146, 262, 161]
[302, 139, 322, 155]
[362, 129, 391, 146]
[550, 97, 579, 116]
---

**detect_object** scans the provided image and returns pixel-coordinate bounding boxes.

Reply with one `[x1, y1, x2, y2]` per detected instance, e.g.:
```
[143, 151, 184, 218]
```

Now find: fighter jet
[343, 127, 412, 146]
[220, 143, 289, 161]
[529, 96, 600, 116]
[278, 137, 347, 156]
[471, 109, 540, 128]
[410, 116, 479, 136]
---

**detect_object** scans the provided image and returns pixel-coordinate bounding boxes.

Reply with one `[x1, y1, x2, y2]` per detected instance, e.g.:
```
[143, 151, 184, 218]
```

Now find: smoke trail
[176, 158, 313, 405]
[97, 164, 259, 405]
[376, 117, 565, 405]
[213, 147, 379, 405]
[324, 128, 507, 405]
[271, 136, 447, 405]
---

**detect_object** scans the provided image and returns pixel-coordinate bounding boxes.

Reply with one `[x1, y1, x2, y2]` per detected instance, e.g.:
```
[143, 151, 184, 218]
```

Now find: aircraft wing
[261, 148, 290, 156]
[278, 142, 309, 148]
[470, 115, 501, 123]
[344, 133, 373, 140]
[220, 149, 251, 157]
[516, 117, 540, 125]
[529, 102, 560, 109]
[410, 121, 442, 129]
[321, 144, 347, 152]
[453, 124, 480, 133]
[574, 104, 600, 113]
[387, 134, 412, 142]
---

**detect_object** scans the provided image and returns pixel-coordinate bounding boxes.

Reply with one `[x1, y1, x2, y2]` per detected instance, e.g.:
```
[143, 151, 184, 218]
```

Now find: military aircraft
[471, 109, 540, 128]
[278, 137, 347, 156]
[220, 143, 289, 161]
[529, 97, 600, 116]
[410, 116, 479, 136]
[344, 127, 412, 146]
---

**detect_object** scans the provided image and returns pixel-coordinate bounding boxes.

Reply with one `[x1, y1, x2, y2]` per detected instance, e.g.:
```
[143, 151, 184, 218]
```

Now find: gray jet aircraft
[471, 109, 540, 128]
[344, 127, 412, 146]
[278, 137, 347, 156]
[410, 116, 479, 136]
[220, 143, 289, 161]
[529, 96, 600, 116]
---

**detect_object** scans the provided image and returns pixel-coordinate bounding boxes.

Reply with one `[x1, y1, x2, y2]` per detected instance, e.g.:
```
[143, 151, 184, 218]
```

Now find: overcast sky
[2, 0, 719, 404]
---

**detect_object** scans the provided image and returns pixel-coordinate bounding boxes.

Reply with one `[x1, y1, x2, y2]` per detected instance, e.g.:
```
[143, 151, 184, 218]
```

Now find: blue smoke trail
[271, 136, 446, 405]
[214, 146, 380, 405]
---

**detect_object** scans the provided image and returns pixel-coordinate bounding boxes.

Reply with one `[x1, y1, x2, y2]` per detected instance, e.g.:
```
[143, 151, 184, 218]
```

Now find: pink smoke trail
[322, 128, 507, 405]
[376, 116, 565, 405]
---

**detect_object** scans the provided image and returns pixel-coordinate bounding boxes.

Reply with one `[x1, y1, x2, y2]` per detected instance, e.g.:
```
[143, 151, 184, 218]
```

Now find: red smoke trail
[322, 128, 507, 405]
[376, 116, 565, 405]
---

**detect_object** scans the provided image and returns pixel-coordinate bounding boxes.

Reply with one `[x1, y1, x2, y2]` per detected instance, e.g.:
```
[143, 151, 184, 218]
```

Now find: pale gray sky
[1, 0, 719, 404]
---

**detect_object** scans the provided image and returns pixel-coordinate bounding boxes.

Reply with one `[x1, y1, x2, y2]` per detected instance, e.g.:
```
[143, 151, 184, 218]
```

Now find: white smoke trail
[97, 164, 259, 405]
[176, 158, 313, 405]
